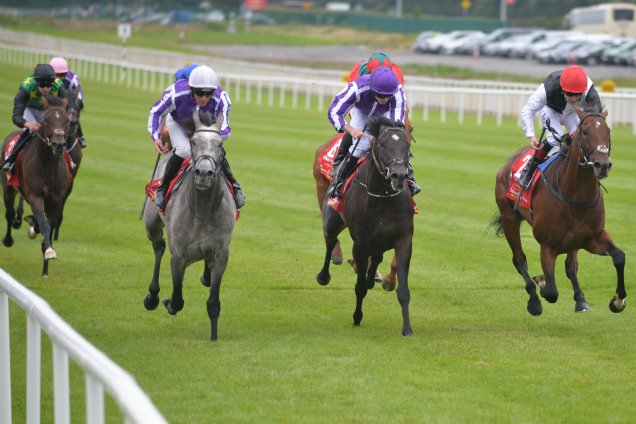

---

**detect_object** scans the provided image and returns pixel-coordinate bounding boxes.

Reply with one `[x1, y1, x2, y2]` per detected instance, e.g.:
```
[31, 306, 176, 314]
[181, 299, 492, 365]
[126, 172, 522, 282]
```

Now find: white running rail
[0, 267, 168, 424]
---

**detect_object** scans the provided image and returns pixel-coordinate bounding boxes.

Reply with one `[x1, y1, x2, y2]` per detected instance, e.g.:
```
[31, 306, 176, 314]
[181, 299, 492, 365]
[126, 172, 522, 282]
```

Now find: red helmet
[560, 65, 588, 93]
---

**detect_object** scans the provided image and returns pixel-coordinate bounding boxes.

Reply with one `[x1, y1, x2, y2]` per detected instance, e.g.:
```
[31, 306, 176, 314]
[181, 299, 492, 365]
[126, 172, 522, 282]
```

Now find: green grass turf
[1, 63, 636, 423]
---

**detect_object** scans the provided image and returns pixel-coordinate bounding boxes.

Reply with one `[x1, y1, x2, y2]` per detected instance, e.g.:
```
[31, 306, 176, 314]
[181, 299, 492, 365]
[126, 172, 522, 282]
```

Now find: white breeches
[24, 107, 45, 123]
[539, 106, 579, 147]
[166, 114, 191, 159]
[348, 108, 375, 158]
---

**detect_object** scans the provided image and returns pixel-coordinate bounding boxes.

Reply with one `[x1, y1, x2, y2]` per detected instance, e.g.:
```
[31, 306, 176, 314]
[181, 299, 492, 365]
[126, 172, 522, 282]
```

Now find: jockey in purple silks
[327, 66, 420, 200]
[148, 65, 245, 210]
[49, 56, 87, 148]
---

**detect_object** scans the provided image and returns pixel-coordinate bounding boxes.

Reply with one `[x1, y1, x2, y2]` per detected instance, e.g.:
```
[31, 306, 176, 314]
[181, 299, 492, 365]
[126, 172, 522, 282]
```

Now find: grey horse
[143, 110, 237, 341]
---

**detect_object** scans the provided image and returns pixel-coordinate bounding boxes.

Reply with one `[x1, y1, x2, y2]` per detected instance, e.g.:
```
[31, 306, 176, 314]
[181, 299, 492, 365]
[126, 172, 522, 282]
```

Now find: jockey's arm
[12, 87, 30, 129]
[343, 123, 363, 139]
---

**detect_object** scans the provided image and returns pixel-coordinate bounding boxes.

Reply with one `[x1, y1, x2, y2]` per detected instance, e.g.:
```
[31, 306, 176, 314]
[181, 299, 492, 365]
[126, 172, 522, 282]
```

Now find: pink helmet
[49, 57, 68, 74]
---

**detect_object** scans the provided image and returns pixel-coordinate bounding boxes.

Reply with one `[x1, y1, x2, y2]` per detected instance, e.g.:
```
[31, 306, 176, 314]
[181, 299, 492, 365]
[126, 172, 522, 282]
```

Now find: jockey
[332, 52, 408, 173]
[519, 65, 600, 184]
[148, 65, 245, 210]
[2, 64, 66, 172]
[49, 56, 87, 148]
[327, 66, 420, 200]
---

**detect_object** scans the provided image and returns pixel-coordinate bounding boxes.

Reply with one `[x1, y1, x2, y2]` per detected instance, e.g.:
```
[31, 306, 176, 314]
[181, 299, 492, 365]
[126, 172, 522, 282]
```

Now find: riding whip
[139, 153, 161, 220]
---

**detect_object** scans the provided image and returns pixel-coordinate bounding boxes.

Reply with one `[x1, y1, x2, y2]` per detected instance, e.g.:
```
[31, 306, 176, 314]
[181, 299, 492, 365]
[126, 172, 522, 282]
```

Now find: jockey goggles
[36, 79, 54, 88]
[373, 92, 391, 100]
[192, 88, 214, 97]
[56, 72, 68, 79]
[563, 91, 583, 98]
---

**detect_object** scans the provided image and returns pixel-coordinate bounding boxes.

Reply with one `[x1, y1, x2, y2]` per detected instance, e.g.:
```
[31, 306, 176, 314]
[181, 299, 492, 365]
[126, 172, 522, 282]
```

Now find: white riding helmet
[188, 65, 218, 89]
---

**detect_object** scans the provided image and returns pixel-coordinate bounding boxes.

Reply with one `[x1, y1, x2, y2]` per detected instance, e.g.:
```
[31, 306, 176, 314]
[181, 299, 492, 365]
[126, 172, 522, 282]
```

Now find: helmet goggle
[36, 78, 54, 88]
[192, 87, 214, 97]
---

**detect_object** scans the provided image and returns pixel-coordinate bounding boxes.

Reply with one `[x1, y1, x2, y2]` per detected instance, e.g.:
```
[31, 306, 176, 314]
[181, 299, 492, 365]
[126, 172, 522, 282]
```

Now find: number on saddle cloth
[505, 151, 561, 209]
[319, 134, 343, 181]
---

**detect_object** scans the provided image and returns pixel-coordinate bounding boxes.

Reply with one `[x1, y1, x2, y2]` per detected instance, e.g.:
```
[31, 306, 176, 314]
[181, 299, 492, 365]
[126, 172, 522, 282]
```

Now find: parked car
[412, 31, 437, 53]
[536, 39, 588, 64]
[414, 31, 478, 54]
[439, 31, 486, 55]
[507, 31, 575, 58]
[602, 38, 636, 65]
[569, 40, 618, 66]
[476, 27, 540, 56]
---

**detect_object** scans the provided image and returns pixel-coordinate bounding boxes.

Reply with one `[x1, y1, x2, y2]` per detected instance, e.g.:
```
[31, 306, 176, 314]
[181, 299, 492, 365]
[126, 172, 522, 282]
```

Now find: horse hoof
[144, 293, 159, 310]
[316, 272, 330, 286]
[28, 227, 37, 239]
[574, 302, 591, 313]
[402, 328, 413, 336]
[2, 237, 13, 247]
[527, 300, 543, 316]
[367, 279, 375, 290]
[382, 278, 396, 292]
[609, 296, 626, 313]
[331, 253, 343, 265]
[44, 247, 57, 260]
[12, 220, 21, 230]
[374, 270, 382, 283]
[163, 298, 183, 315]
[200, 275, 211, 287]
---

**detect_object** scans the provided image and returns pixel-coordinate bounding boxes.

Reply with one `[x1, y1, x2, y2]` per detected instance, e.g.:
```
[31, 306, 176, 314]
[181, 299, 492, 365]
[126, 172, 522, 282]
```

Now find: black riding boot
[221, 157, 245, 209]
[154, 154, 184, 209]
[407, 164, 421, 196]
[330, 154, 358, 199]
[519, 144, 550, 189]
[331, 132, 353, 178]
[77, 122, 86, 148]
[2, 129, 31, 172]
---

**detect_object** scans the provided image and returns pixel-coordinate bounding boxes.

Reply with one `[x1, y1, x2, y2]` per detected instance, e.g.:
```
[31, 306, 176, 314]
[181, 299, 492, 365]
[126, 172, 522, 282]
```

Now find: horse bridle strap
[539, 168, 600, 208]
[575, 112, 610, 168]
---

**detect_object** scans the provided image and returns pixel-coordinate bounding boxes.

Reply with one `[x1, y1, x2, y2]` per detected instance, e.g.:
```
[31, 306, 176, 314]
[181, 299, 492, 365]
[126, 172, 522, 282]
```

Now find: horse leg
[395, 238, 413, 336]
[3, 188, 16, 247]
[200, 262, 211, 287]
[163, 257, 186, 315]
[205, 251, 230, 342]
[583, 231, 626, 313]
[144, 238, 165, 310]
[41, 240, 50, 277]
[352, 244, 368, 326]
[331, 240, 343, 265]
[565, 251, 590, 312]
[317, 209, 344, 286]
[317, 237, 337, 286]
[501, 212, 542, 315]
[365, 254, 383, 289]
[29, 198, 55, 275]
[382, 254, 398, 292]
[538, 245, 559, 304]
[12, 194, 23, 230]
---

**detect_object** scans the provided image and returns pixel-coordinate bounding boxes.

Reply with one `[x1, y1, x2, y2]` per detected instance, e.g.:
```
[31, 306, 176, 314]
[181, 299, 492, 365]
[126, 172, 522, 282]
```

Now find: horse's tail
[486, 212, 504, 238]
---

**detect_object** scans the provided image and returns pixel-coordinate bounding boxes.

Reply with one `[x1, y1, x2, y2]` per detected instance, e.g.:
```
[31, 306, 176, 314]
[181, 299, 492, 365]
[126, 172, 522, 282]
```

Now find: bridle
[191, 128, 223, 177]
[35, 106, 69, 148]
[573, 112, 611, 169]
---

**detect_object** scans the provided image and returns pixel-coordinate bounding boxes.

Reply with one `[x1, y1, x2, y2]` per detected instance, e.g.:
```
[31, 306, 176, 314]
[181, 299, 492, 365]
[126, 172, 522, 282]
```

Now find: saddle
[318, 133, 343, 182]
[3, 133, 73, 188]
[145, 157, 239, 218]
[505, 151, 561, 209]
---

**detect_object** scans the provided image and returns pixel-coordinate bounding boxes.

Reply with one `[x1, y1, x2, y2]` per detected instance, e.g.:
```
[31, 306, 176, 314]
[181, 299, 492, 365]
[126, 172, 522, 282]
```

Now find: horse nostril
[194, 169, 201, 176]
[206, 170, 214, 177]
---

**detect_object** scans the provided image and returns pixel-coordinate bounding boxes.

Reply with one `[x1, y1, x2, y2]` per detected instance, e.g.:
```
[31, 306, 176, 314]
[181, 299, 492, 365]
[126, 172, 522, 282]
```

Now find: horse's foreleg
[205, 251, 230, 342]
[501, 210, 542, 315]
[395, 239, 413, 336]
[163, 257, 185, 315]
[565, 251, 590, 312]
[584, 232, 626, 313]
[29, 199, 55, 276]
[539, 245, 558, 304]
[144, 238, 165, 311]
[317, 237, 337, 286]
[382, 254, 398, 292]
[3, 188, 16, 247]
[317, 210, 344, 286]
[366, 254, 383, 289]
[352, 244, 368, 326]
[12, 194, 23, 230]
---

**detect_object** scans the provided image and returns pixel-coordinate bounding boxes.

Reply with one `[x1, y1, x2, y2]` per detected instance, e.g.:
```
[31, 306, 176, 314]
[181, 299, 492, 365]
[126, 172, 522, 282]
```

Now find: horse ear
[602, 110, 608, 118]
[61, 98, 68, 109]
[575, 107, 584, 119]
[41, 96, 50, 109]
[214, 113, 224, 130]
[192, 109, 202, 128]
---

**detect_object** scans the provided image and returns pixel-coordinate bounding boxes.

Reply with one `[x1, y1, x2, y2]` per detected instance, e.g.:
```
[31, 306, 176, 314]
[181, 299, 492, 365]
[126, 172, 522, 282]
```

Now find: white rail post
[53, 343, 70, 424]
[26, 316, 41, 424]
[85, 372, 105, 424]
[0, 292, 11, 424]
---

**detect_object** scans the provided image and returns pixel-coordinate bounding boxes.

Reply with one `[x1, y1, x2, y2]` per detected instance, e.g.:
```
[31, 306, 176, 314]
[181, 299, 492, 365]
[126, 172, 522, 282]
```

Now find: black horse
[317, 115, 415, 336]
[1, 96, 71, 276]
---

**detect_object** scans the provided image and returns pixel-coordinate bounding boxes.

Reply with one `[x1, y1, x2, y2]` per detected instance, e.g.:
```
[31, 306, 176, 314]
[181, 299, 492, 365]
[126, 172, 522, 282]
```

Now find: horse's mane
[45, 96, 66, 107]
[582, 100, 604, 114]
[366, 115, 405, 138]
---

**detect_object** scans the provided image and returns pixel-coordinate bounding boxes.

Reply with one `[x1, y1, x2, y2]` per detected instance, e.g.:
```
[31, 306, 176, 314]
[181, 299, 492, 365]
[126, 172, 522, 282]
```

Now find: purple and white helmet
[369, 66, 399, 96]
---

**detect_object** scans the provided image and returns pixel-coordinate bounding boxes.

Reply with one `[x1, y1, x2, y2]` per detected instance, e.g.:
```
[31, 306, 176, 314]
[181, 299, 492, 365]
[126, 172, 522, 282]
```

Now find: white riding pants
[24, 107, 45, 124]
[348, 108, 376, 158]
[539, 104, 579, 147]
[166, 114, 191, 159]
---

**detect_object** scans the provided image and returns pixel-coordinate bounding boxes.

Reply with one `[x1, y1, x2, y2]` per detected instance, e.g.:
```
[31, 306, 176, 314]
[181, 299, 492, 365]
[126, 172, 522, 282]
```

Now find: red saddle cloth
[505, 150, 541, 209]
[145, 157, 239, 219]
[3, 133, 73, 188]
[318, 134, 343, 183]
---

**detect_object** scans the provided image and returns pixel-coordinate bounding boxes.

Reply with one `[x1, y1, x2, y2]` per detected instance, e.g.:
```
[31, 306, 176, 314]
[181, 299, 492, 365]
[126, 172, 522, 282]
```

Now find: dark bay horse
[317, 115, 415, 336]
[493, 105, 626, 316]
[1, 96, 71, 276]
[143, 111, 236, 342]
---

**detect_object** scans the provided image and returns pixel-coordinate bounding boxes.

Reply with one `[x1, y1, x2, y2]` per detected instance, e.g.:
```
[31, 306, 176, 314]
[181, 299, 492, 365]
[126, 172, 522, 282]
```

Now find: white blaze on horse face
[595, 121, 601, 129]
[392, 134, 400, 141]
[597, 145, 610, 154]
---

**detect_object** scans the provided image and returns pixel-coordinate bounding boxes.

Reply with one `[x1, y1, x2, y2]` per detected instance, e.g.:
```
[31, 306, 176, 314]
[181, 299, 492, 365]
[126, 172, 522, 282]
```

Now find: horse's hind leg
[382, 254, 398, 292]
[538, 245, 559, 304]
[565, 251, 590, 312]
[12, 194, 23, 230]
[317, 209, 345, 286]
[144, 238, 165, 310]
[500, 210, 542, 315]
[365, 254, 383, 289]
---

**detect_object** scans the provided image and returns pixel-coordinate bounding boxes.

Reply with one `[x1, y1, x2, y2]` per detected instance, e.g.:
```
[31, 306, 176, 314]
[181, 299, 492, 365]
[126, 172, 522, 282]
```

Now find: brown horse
[1, 96, 71, 276]
[317, 115, 415, 335]
[493, 105, 626, 316]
